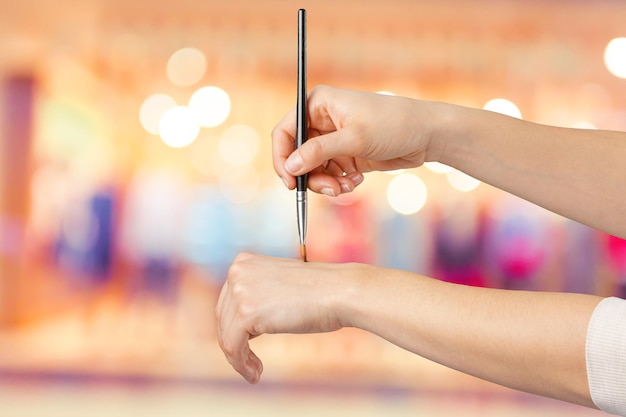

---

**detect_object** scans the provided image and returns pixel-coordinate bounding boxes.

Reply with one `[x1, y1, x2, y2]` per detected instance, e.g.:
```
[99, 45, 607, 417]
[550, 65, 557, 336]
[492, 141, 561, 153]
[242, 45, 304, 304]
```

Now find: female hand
[215, 252, 356, 383]
[272, 85, 436, 197]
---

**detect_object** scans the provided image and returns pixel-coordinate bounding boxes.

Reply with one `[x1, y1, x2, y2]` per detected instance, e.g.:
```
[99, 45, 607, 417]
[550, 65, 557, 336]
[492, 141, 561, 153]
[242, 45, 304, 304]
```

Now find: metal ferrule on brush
[296, 189, 307, 245]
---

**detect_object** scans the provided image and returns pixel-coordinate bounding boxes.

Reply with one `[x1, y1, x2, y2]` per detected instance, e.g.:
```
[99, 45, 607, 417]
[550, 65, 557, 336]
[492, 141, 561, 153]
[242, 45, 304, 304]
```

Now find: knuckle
[220, 339, 237, 358]
[233, 252, 252, 264]
[227, 255, 249, 282]
[236, 302, 255, 321]
[313, 84, 331, 94]
[270, 124, 282, 140]
[310, 84, 325, 96]
[230, 281, 245, 297]
[309, 85, 332, 104]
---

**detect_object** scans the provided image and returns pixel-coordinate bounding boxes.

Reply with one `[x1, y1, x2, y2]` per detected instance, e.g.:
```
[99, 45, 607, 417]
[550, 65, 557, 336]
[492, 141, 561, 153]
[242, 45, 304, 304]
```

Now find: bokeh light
[139, 93, 177, 134]
[218, 124, 260, 166]
[121, 170, 186, 259]
[386, 173, 428, 215]
[446, 169, 481, 192]
[424, 161, 453, 174]
[219, 165, 261, 205]
[189, 86, 231, 127]
[158, 106, 201, 148]
[10, 3, 626, 411]
[166, 47, 207, 86]
[483, 98, 522, 119]
[604, 37, 626, 79]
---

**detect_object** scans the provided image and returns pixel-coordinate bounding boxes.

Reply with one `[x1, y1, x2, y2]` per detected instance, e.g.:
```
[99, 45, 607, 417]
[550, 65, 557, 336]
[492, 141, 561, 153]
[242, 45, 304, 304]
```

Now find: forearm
[428, 103, 626, 238]
[336, 265, 602, 407]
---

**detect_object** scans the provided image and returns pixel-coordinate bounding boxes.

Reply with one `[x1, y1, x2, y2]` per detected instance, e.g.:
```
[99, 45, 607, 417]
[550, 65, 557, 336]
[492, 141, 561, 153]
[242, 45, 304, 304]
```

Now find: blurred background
[0, 0, 624, 415]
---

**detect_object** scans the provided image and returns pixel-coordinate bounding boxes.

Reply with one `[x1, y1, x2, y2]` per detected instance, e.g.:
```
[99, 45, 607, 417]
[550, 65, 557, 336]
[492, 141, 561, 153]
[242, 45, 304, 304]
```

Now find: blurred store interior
[0, 0, 625, 415]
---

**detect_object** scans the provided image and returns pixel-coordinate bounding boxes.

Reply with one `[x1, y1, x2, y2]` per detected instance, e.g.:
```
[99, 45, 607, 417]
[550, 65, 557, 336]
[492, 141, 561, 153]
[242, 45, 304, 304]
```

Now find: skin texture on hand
[214, 85, 626, 408]
[216, 253, 601, 408]
[215, 253, 346, 383]
[273, 85, 626, 238]
[272, 85, 433, 197]
[436, 105, 626, 239]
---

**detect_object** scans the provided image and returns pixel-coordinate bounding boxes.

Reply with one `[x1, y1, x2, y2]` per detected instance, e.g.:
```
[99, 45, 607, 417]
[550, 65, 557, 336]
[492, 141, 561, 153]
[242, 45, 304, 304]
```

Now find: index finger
[271, 107, 297, 189]
[219, 319, 262, 383]
[216, 285, 263, 383]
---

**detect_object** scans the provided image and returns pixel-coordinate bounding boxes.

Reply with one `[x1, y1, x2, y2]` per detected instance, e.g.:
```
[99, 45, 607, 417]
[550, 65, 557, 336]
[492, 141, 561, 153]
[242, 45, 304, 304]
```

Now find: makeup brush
[296, 8, 308, 262]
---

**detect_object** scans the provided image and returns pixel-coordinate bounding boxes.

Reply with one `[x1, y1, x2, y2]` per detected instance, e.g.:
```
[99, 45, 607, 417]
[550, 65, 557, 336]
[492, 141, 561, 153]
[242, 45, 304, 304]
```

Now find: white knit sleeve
[586, 296, 626, 416]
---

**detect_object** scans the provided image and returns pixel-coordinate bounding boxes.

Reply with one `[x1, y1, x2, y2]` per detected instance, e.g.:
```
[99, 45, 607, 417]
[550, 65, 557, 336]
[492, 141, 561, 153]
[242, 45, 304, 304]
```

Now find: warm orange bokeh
[0, 1, 624, 415]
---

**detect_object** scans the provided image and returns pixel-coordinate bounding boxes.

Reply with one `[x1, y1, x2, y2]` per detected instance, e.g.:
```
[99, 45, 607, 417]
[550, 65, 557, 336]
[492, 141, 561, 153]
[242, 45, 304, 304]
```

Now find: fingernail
[285, 153, 304, 175]
[281, 177, 289, 188]
[320, 188, 336, 197]
[347, 172, 364, 187]
[340, 183, 352, 194]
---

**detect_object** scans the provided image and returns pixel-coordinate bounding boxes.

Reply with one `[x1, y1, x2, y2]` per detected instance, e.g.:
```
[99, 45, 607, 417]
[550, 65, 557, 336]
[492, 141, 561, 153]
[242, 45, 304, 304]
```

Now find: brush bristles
[300, 244, 307, 262]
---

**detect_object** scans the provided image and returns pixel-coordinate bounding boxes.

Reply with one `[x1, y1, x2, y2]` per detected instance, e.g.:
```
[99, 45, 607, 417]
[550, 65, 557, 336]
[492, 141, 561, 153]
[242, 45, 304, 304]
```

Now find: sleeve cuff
[586, 296, 626, 415]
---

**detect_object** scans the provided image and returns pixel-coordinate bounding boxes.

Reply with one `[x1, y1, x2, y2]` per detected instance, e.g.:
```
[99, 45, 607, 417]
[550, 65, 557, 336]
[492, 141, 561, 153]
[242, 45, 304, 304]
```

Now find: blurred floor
[0, 377, 608, 417]
[0, 281, 612, 417]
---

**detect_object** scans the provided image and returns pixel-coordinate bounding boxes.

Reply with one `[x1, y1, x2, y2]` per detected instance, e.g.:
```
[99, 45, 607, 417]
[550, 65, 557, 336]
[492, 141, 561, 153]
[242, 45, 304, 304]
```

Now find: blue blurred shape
[56, 190, 114, 284]
[184, 186, 237, 283]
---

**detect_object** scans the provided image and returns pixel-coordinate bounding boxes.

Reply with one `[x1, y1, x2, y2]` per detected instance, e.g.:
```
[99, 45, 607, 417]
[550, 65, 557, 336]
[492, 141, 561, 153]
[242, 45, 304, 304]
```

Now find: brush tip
[300, 244, 307, 262]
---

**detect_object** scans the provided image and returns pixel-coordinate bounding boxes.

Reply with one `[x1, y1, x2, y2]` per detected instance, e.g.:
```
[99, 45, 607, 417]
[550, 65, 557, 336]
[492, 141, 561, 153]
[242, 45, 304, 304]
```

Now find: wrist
[329, 263, 378, 330]
[423, 101, 469, 166]
[331, 263, 412, 333]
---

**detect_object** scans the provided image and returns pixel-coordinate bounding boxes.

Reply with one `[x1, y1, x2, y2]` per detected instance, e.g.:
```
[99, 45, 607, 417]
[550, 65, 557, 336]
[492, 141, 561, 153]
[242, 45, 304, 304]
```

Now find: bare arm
[338, 262, 602, 408]
[216, 86, 624, 408]
[430, 104, 626, 238]
[216, 254, 602, 408]
[274, 86, 626, 238]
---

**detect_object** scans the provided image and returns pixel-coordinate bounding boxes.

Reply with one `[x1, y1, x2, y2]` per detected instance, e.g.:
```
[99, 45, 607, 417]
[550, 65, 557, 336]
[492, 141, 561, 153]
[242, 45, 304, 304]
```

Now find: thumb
[284, 128, 362, 176]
